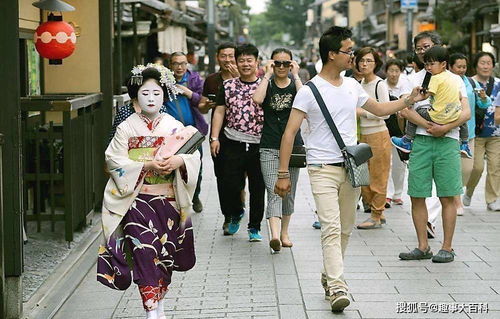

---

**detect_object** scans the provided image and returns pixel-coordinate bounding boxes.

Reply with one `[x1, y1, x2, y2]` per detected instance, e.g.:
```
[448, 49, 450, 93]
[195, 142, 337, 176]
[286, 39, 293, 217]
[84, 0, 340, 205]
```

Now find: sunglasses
[274, 60, 291, 68]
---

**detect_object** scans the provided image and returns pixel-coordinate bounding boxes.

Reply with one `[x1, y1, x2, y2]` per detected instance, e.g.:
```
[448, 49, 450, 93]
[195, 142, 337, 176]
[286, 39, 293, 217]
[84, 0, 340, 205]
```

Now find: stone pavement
[53, 146, 500, 319]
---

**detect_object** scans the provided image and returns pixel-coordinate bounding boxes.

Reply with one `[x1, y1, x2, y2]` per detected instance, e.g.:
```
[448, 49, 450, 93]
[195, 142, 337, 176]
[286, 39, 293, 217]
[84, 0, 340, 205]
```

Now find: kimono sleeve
[105, 123, 145, 198]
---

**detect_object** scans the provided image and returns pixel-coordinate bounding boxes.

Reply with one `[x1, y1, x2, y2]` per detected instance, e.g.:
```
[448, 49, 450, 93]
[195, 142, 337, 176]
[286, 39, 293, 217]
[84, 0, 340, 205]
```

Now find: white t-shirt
[408, 69, 467, 140]
[292, 75, 369, 164]
[385, 76, 412, 98]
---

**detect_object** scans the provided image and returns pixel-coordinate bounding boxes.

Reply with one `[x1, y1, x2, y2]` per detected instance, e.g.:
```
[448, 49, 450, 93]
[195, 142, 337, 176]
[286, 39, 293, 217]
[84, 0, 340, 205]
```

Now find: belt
[327, 162, 345, 167]
[309, 162, 345, 168]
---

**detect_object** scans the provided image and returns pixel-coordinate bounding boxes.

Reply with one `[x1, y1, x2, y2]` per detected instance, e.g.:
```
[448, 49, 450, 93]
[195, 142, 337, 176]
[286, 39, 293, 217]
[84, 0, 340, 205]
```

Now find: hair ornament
[129, 63, 181, 101]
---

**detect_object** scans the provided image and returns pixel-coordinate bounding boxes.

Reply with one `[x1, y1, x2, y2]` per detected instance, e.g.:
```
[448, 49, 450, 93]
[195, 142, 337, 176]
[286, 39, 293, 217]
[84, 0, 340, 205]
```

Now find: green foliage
[249, 0, 315, 47]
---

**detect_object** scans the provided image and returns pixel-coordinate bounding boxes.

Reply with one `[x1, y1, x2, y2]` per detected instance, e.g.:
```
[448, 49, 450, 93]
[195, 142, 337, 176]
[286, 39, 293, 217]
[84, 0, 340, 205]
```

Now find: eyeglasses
[274, 60, 291, 67]
[338, 50, 354, 57]
[415, 45, 432, 53]
[171, 62, 187, 67]
[359, 59, 375, 64]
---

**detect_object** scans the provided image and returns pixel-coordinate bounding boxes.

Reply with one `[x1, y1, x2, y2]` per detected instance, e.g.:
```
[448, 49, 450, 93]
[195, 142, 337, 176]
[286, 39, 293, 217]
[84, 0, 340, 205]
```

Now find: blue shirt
[462, 75, 491, 139]
[165, 73, 195, 126]
[477, 77, 500, 137]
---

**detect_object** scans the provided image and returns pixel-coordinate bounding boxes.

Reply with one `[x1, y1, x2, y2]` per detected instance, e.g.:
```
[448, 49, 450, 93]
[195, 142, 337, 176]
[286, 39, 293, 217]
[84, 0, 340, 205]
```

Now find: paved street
[53, 146, 500, 319]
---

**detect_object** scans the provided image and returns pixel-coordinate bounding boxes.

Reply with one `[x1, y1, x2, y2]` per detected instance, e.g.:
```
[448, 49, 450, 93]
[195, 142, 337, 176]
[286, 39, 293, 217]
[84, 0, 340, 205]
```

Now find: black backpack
[468, 76, 494, 135]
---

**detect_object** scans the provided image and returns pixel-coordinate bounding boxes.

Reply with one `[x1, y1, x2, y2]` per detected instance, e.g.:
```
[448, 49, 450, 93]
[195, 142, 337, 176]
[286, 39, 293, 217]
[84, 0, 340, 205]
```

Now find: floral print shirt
[217, 77, 263, 137]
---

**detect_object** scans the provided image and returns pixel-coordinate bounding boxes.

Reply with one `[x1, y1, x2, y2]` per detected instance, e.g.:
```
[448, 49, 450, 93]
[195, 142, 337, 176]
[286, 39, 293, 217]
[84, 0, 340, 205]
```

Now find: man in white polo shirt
[274, 26, 425, 312]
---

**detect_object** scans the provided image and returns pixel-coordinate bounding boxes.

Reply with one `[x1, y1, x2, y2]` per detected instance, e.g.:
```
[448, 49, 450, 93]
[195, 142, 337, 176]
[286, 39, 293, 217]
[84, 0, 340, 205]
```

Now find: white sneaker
[487, 200, 500, 211]
[457, 207, 464, 216]
[462, 194, 471, 207]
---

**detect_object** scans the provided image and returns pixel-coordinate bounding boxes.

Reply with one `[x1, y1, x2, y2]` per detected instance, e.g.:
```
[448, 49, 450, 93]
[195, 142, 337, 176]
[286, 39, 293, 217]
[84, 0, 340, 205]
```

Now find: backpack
[468, 76, 494, 135]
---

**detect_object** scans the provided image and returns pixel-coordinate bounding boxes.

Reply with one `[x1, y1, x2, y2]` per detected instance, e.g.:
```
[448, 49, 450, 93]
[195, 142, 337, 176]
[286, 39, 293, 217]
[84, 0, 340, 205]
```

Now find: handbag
[306, 82, 372, 187]
[289, 145, 307, 168]
[155, 125, 205, 160]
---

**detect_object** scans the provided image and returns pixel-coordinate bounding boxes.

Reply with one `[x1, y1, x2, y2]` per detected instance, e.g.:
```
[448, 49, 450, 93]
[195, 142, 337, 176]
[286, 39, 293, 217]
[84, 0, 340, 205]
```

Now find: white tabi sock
[157, 299, 166, 319]
[146, 309, 158, 319]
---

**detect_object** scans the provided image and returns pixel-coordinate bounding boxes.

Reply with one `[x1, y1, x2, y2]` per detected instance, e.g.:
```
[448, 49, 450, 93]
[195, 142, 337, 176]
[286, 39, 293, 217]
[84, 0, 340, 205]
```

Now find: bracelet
[277, 172, 290, 179]
[263, 76, 270, 81]
[293, 76, 301, 82]
[209, 137, 219, 143]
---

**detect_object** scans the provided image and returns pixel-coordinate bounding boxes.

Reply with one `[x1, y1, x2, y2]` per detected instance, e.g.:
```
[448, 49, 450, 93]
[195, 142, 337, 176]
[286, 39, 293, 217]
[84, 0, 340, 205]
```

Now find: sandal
[269, 238, 281, 252]
[281, 241, 293, 248]
[356, 218, 382, 229]
[399, 247, 433, 260]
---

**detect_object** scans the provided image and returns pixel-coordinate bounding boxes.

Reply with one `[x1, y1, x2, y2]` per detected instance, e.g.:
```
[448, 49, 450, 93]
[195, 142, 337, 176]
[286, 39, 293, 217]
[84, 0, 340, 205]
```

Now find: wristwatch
[209, 137, 219, 143]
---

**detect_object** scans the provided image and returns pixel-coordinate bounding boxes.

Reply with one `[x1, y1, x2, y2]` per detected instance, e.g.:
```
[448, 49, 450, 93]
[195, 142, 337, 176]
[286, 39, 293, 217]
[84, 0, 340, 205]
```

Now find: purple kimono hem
[97, 193, 195, 290]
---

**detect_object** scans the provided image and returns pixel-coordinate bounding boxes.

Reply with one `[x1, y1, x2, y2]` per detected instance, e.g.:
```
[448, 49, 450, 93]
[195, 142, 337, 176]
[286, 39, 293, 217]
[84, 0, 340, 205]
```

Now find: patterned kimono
[97, 113, 201, 311]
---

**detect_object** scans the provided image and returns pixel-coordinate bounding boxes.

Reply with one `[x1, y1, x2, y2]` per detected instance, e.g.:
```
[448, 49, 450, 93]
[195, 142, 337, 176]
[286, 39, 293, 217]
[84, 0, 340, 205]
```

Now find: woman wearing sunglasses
[253, 48, 303, 252]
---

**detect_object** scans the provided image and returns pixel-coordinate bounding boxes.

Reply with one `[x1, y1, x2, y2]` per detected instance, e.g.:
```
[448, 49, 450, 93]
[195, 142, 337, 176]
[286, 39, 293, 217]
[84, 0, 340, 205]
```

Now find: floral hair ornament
[129, 63, 181, 101]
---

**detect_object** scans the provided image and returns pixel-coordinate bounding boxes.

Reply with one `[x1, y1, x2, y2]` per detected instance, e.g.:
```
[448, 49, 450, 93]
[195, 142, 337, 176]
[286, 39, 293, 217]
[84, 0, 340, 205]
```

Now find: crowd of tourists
[96, 27, 500, 317]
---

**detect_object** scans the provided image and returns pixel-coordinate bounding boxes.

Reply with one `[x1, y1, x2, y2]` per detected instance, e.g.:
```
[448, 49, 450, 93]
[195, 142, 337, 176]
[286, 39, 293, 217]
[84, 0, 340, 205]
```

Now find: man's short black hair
[235, 43, 259, 60]
[217, 42, 236, 55]
[423, 46, 449, 63]
[473, 51, 496, 68]
[449, 53, 468, 68]
[385, 58, 405, 72]
[413, 31, 442, 48]
[319, 26, 352, 64]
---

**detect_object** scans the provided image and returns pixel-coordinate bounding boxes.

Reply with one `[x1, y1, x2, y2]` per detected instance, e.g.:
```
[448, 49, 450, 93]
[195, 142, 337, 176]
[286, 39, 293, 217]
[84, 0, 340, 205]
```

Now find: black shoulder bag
[306, 81, 372, 187]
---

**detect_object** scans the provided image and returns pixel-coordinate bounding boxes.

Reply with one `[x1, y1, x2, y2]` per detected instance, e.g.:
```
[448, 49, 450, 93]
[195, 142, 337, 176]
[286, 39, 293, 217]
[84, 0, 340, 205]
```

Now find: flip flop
[356, 218, 382, 230]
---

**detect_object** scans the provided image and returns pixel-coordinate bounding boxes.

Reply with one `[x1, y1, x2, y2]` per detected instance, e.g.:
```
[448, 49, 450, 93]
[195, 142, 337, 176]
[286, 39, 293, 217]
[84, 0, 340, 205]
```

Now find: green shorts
[408, 135, 462, 198]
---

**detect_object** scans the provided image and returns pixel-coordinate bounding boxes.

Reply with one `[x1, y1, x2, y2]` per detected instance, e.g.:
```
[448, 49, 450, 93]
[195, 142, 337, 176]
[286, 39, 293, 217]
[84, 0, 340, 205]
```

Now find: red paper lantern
[34, 15, 76, 65]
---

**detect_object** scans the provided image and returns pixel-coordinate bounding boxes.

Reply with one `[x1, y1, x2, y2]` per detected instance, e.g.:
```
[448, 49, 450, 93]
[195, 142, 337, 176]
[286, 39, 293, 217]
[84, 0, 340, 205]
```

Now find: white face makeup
[137, 79, 164, 117]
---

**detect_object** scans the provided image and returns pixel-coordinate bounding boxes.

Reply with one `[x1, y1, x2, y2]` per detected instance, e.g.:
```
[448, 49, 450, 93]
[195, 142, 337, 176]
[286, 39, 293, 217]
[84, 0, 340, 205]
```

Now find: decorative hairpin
[129, 63, 181, 101]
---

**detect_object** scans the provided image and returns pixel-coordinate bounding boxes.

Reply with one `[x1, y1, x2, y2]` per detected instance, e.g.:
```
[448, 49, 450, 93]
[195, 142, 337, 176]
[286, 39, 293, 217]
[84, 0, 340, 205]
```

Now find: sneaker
[460, 142, 473, 159]
[462, 194, 471, 207]
[248, 228, 262, 242]
[385, 198, 392, 208]
[392, 198, 404, 205]
[227, 210, 244, 235]
[399, 247, 433, 260]
[457, 207, 464, 216]
[192, 196, 203, 213]
[312, 221, 321, 229]
[329, 291, 350, 312]
[391, 136, 412, 153]
[432, 249, 455, 263]
[487, 200, 500, 211]
[426, 222, 436, 239]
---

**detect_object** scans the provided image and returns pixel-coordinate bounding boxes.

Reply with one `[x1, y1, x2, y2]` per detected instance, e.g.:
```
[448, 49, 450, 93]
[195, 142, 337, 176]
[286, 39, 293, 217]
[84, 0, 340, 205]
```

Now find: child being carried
[391, 46, 471, 158]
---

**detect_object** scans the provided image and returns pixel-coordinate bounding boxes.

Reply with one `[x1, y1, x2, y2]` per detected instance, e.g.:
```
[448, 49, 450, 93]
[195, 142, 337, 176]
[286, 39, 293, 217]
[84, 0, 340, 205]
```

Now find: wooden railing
[21, 94, 103, 242]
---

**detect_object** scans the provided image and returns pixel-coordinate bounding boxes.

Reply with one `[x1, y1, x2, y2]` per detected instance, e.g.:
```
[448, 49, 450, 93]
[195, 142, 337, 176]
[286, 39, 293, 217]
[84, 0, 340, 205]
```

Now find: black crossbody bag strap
[486, 77, 495, 97]
[306, 81, 346, 151]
